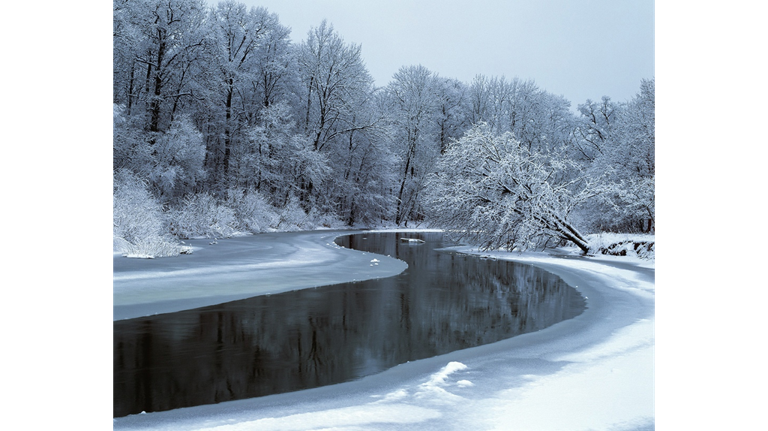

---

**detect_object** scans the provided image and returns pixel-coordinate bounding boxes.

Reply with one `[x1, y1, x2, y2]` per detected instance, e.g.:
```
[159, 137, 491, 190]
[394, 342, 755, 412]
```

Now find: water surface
[113, 232, 585, 417]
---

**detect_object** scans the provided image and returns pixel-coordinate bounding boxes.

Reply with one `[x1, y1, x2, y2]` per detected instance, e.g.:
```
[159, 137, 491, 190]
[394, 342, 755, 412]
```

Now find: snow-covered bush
[585, 233, 655, 260]
[116, 236, 193, 259]
[147, 116, 207, 200]
[113, 169, 188, 258]
[168, 193, 238, 239]
[307, 207, 346, 229]
[275, 196, 311, 231]
[113, 104, 152, 176]
[225, 188, 279, 232]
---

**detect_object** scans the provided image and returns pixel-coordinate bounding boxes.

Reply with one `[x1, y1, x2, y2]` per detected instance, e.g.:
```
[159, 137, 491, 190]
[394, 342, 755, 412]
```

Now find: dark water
[113, 232, 585, 417]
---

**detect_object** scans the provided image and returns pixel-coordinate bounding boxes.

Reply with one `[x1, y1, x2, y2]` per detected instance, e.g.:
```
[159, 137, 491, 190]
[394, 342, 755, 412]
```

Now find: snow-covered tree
[467, 75, 577, 154]
[238, 101, 330, 206]
[577, 79, 655, 233]
[114, 0, 210, 133]
[207, 2, 281, 184]
[113, 104, 152, 174]
[325, 90, 396, 225]
[148, 115, 207, 200]
[386, 65, 443, 225]
[433, 77, 469, 154]
[575, 96, 617, 162]
[113, 104, 206, 203]
[424, 123, 594, 254]
[297, 20, 374, 152]
[294, 20, 385, 216]
[251, 19, 296, 110]
[607, 78, 655, 231]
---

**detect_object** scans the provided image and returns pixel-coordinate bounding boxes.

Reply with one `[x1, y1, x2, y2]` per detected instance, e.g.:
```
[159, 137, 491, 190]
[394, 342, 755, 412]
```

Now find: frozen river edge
[113, 230, 411, 321]
[113, 229, 655, 431]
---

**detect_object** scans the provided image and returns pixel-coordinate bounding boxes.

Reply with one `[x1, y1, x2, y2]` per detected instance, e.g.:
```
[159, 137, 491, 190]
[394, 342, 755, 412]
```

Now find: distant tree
[433, 77, 469, 153]
[424, 123, 594, 254]
[467, 75, 576, 154]
[575, 96, 617, 162]
[605, 78, 655, 232]
[114, 0, 210, 133]
[242, 101, 330, 206]
[295, 20, 379, 212]
[577, 79, 655, 233]
[297, 20, 374, 152]
[325, 90, 395, 225]
[148, 115, 207, 200]
[251, 19, 296, 110]
[386, 65, 442, 225]
[207, 2, 280, 184]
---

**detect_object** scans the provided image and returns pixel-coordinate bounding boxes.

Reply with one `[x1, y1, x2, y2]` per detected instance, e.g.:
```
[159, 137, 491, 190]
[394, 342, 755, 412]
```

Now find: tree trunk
[555, 222, 590, 255]
[304, 76, 313, 134]
[149, 34, 166, 133]
[223, 83, 233, 182]
[127, 62, 135, 116]
[395, 153, 412, 225]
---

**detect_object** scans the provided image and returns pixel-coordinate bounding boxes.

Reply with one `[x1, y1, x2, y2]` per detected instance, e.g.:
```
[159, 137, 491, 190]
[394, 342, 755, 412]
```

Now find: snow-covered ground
[113, 230, 654, 430]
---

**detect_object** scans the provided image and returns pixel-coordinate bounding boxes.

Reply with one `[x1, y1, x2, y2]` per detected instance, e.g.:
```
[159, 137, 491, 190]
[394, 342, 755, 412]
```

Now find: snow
[113, 230, 408, 320]
[113, 230, 655, 430]
[400, 237, 426, 243]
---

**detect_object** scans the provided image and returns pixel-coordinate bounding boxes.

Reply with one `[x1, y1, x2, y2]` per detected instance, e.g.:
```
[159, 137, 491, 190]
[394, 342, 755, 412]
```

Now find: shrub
[307, 207, 346, 229]
[168, 192, 238, 239]
[113, 169, 188, 258]
[275, 195, 310, 231]
[225, 188, 279, 232]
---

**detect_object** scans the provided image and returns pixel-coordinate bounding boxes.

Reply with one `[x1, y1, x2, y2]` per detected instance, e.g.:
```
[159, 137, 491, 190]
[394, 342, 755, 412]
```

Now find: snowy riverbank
[113, 229, 654, 430]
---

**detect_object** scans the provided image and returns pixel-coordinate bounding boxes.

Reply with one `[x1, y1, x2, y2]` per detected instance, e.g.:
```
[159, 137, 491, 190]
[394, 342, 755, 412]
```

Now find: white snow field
[113, 230, 654, 430]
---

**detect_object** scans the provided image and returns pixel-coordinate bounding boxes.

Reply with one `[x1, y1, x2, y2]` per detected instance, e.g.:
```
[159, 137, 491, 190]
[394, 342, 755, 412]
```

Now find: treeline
[113, 0, 654, 257]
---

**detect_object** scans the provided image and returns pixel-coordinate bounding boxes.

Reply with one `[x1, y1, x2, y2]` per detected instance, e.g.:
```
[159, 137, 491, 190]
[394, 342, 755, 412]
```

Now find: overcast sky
[237, 0, 655, 108]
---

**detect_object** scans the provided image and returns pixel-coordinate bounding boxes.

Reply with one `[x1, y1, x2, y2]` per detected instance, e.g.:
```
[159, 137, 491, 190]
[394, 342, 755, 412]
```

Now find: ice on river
[113, 230, 408, 320]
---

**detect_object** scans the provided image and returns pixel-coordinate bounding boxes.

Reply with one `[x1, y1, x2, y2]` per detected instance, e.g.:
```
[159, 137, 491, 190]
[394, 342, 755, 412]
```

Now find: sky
[112, 232, 657, 430]
[237, 0, 655, 107]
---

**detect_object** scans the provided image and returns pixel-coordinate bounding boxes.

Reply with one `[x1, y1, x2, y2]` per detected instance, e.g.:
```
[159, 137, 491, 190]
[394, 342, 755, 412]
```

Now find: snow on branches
[425, 123, 594, 254]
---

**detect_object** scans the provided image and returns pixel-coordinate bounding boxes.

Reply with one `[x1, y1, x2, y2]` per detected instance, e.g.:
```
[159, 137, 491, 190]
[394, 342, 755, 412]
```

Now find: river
[113, 231, 585, 417]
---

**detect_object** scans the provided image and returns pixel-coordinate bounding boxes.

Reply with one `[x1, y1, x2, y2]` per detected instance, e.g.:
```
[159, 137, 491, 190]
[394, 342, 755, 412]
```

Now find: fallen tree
[424, 123, 595, 254]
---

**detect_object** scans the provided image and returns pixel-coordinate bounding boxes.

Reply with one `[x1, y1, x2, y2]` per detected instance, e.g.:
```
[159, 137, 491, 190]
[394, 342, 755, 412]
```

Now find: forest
[113, 0, 654, 257]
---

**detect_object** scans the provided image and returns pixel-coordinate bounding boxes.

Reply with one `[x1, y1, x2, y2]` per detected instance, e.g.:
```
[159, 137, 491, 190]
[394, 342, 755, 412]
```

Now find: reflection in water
[113, 232, 585, 417]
